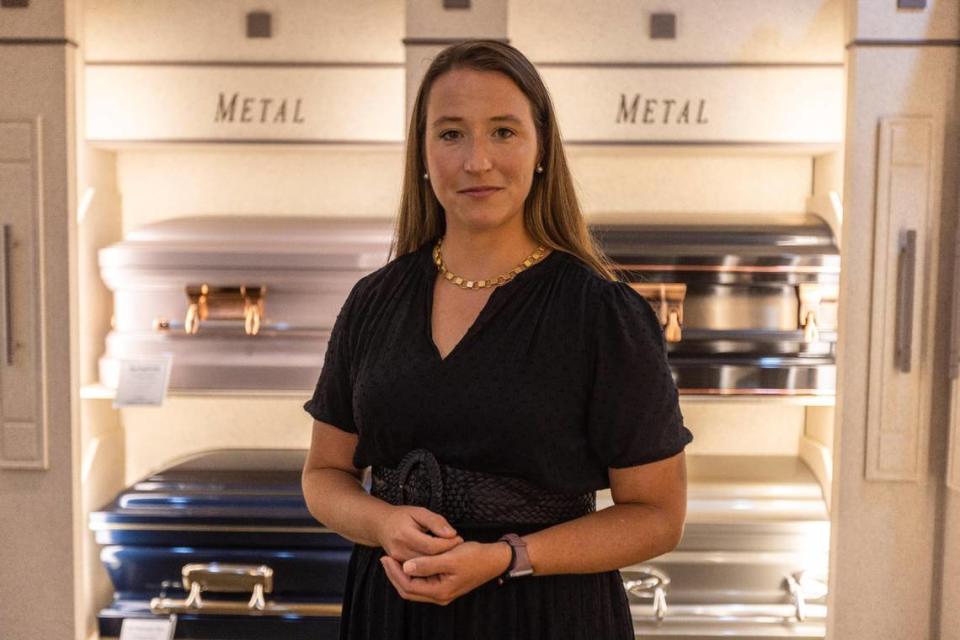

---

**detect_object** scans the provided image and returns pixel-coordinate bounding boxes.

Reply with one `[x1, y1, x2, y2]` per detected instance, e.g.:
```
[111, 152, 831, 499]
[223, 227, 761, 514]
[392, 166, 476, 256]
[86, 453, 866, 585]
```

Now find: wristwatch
[497, 533, 534, 584]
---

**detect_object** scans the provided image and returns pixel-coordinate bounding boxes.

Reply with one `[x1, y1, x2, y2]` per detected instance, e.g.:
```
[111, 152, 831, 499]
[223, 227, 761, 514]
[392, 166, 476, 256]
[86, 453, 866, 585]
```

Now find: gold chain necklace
[433, 238, 547, 290]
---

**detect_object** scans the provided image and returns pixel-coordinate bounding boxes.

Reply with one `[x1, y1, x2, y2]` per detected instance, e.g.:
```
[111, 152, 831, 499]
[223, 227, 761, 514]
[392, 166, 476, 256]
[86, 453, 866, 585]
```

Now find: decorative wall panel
[0, 119, 47, 470]
[865, 117, 935, 481]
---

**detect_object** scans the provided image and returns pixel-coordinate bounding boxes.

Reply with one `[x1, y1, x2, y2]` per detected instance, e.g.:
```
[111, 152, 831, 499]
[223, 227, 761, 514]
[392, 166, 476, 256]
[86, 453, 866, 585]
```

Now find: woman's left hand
[380, 541, 512, 606]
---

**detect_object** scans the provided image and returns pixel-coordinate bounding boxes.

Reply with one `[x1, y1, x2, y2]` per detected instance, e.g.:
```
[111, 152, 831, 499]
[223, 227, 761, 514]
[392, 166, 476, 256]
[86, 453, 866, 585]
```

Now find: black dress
[304, 240, 693, 640]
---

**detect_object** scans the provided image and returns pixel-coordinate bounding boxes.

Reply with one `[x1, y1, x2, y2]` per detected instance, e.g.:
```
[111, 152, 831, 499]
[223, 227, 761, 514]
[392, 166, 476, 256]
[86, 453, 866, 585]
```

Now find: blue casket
[90, 448, 351, 639]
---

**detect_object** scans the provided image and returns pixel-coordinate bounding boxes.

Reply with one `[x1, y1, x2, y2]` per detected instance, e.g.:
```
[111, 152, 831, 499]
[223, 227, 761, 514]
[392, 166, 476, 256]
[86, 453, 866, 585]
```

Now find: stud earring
[535, 164, 544, 174]
[423, 172, 429, 180]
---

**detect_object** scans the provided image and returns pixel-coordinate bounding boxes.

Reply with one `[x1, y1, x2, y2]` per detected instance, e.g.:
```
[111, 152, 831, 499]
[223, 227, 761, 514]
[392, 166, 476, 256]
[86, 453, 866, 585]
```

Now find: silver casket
[98, 216, 394, 391]
[611, 454, 829, 639]
[593, 212, 840, 397]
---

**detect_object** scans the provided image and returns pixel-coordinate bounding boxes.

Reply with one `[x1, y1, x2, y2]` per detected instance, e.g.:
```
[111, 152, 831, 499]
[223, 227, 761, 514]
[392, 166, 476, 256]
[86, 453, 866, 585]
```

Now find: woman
[302, 40, 692, 639]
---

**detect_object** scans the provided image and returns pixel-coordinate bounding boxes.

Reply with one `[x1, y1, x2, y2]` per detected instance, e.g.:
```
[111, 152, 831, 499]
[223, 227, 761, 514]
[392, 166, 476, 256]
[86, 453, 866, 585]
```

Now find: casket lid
[90, 448, 321, 531]
[590, 212, 839, 269]
[99, 215, 394, 271]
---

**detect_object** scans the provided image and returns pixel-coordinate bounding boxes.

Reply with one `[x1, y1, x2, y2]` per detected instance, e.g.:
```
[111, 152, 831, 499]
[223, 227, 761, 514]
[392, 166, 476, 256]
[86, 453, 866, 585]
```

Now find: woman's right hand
[376, 505, 464, 563]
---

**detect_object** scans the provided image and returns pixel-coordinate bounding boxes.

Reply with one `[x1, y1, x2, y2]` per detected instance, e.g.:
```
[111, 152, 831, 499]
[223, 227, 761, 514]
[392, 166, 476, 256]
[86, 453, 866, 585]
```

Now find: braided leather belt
[371, 449, 595, 527]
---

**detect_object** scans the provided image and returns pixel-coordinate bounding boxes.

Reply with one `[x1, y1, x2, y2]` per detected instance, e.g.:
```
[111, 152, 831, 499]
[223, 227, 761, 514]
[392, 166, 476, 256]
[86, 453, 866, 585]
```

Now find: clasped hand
[376, 505, 511, 606]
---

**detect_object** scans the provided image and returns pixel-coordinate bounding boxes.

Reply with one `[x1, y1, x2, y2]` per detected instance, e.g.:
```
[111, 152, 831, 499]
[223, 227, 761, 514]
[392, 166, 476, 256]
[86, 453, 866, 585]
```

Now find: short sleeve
[586, 281, 693, 468]
[302, 281, 364, 434]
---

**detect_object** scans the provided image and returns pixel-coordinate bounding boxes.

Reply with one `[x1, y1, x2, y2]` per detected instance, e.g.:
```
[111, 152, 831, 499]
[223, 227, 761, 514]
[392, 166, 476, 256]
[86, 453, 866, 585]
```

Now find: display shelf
[80, 383, 310, 400]
[80, 383, 834, 406]
[679, 393, 835, 406]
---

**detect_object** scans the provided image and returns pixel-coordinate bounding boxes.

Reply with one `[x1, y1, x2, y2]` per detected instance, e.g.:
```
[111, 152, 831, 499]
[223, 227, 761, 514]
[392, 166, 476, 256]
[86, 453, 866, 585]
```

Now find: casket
[607, 454, 830, 639]
[592, 213, 840, 396]
[98, 216, 394, 391]
[89, 449, 352, 639]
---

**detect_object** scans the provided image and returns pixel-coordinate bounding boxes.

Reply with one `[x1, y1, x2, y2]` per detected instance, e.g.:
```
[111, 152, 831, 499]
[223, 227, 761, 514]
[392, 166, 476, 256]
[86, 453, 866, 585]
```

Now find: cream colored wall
[120, 396, 312, 486]
[114, 147, 814, 232]
[83, 0, 404, 63]
[681, 403, 806, 457]
[511, 0, 844, 63]
[571, 149, 814, 215]
[847, 0, 959, 42]
[115, 147, 404, 234]
[119, 398, 808, 486]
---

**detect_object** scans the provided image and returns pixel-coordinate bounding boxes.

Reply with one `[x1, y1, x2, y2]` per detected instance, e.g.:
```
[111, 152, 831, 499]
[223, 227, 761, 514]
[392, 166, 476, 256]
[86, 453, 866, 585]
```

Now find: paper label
[113, 355, 173, 408]
[119, 615, 177, 640]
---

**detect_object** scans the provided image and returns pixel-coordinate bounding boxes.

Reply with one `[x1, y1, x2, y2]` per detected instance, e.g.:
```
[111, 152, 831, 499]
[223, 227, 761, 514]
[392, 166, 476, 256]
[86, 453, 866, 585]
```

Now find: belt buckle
[397, 449, 443, 513]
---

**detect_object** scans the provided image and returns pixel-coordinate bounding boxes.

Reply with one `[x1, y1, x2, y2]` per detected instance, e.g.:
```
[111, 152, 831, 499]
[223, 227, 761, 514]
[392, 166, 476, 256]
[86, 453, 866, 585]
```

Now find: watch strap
[497, 533, 533, 584]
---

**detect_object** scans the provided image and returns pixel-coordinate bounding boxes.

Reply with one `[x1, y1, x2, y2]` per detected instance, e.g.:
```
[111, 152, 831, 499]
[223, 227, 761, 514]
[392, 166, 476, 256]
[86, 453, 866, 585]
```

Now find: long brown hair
[392, 40, 616, 281]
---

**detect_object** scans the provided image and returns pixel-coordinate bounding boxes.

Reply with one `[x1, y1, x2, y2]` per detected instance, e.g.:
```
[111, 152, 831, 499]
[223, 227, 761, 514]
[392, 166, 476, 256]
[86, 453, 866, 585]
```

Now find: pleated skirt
[338, 528, 635, 640]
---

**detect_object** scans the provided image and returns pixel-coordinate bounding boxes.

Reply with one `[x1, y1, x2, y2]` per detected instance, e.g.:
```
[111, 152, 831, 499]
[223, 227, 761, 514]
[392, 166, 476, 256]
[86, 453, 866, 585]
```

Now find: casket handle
[783, 569, 829, 622]
[182, 285, 266, 336]
[629, 283, 686, 343]
[183, 562, 273, 603]
[149, 562, 342, 618]
[798, 283, 839, 343]
[623, 566, 670, 621]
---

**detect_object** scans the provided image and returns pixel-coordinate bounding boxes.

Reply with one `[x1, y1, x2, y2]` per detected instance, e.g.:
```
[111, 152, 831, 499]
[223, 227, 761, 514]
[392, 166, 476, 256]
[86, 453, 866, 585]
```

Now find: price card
[113, 355, 173, 408]
[119, 614, 177, 640]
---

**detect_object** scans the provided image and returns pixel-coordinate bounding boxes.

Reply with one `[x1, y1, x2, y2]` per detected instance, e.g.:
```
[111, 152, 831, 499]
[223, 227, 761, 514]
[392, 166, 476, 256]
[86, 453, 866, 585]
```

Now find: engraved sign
[541, 66, 843, 144]
[86, 66, 404, 142]
[214, 93, 306, 124]
[616, 95, 709, 125]
[85, 64, 840, 145]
